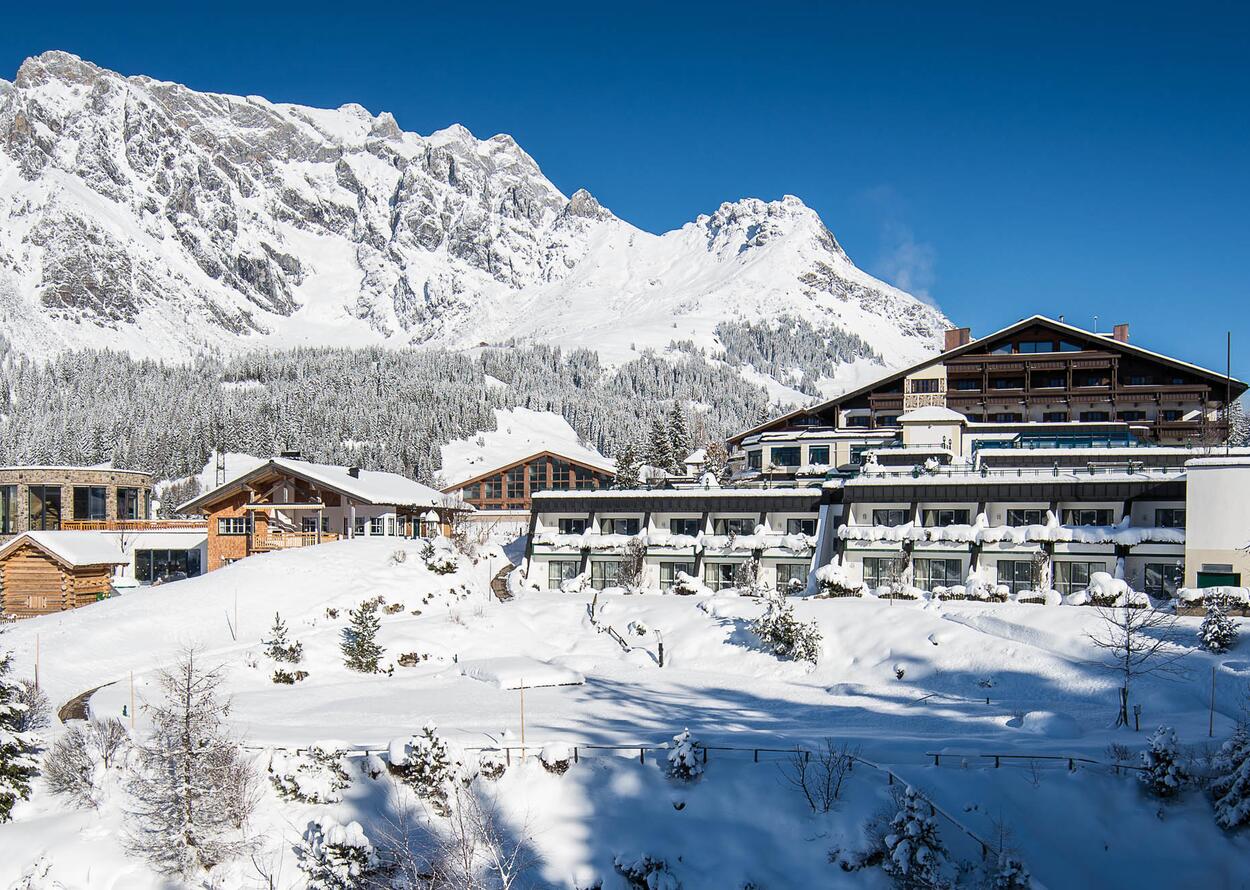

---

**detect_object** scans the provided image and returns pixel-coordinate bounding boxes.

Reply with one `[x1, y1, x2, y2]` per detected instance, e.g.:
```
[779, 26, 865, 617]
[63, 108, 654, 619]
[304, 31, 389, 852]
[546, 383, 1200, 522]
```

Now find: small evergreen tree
[1211, 724, 1250, 829]
[341, 600, 384, 673]
[297, 816, 379, 889]
[993, 853, 1032, 889]
[0, 647, 39, 823]
[881, 786, 949, 888]
[666, 728, 704, 783]
[389, 723, 458, 816]
[667, 404, 692, 470]
[703, 440, 731, 483]
[1199, 592, 1238, 653]
[613, 440, 642, 489]
[1139, 725, 1189, 798]
[750, 593, 822, 664]
[645, 416, 674, 473]
[264, 612, 304, 664]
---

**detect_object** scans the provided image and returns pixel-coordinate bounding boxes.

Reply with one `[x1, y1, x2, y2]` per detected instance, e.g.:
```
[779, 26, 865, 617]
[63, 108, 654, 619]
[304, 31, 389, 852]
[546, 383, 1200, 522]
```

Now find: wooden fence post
[640, 748, 645, 764]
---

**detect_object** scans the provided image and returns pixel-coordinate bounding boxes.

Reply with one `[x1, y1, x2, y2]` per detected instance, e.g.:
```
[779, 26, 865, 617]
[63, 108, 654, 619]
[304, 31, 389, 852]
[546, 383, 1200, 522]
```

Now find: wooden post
[573, 747, 578, 764]
[640, 748, 645, 764]
[129, 671, 136, 730]
[658, 641, 664, 668]
[994, 755, 1000, 768]
[1209, 664, 1217, 738]
[34, 635, 40, 691]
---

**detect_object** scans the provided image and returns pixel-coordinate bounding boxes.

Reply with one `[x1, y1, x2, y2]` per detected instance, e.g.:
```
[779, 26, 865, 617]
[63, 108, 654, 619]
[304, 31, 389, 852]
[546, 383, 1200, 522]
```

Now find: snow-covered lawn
[2, 537, 1248, 886]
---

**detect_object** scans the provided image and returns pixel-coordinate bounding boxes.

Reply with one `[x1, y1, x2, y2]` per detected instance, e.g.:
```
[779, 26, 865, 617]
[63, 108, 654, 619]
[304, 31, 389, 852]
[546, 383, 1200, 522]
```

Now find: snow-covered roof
[532, 487, 820, 499]
[0, 531, 128, 567]
[898, 406, 966, 424]
[438, 408, 615, 489]
[178, 457, 458, 513]
[1185, 455, 1250, 469]
[684, 448, 707, 465]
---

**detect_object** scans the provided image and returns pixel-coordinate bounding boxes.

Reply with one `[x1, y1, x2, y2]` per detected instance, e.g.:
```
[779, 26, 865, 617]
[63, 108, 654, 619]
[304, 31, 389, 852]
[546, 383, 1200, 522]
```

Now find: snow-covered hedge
[269, 742, 351, 804]
[815, 564, 862, 597]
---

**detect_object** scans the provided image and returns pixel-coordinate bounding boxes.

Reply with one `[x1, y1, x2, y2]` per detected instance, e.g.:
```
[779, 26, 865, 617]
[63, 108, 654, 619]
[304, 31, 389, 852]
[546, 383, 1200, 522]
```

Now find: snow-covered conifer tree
[666, 728, 704, 783]
[125, 648, 256, 877]
[1139, 725, 1189, 798]
[297, 816, 379, 889]
[389, 723, 459, 816]
[341, 600, 384, 673]
[645, 416, 675, 473]
[750, 594, 822, 664]
[880, 786, 948, 888]
[1211, 724, 1250, 829]
[613, 440, 642, 489]
[0, 646, 39, 823]
[993, 852, 1032, 889]
[264, 612, 303, 663]
[667, 404, 692, 469]
[702, 440, 731, 483]
[1199, 592, 1238, 653]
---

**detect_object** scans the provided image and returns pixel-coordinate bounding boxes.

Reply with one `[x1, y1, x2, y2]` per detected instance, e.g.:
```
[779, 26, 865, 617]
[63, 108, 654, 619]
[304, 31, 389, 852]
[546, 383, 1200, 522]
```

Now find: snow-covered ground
[1, 538, 1247, 887]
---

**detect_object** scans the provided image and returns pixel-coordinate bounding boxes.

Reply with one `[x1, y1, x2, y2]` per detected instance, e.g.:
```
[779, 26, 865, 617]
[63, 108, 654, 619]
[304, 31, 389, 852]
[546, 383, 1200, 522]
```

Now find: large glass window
[922, 509, 970, 528]
[910, 378, 941, 393]
[913, 558, 963, 590]
[600, 517, 640, 535]
[786, 518, 817, 536]
[670, 518, 701, 537]
[483, 478, 503, 499]
[660, 562, 696, 591]
[548, 560, 581, 590]
[873, 509, 910, 526]
[217, 516, 251, 535]
[575, 468, 597, 491]
[1155, 508, 1186, 529]
[1144, 563, 1183, 597]
[558, 518, 587, 535]
[1063, 509, 1113, 526]
[997, 560, 1039, 594]
[550, 461, 571, 491]
[1017, 340, 1056, 353]
[1006, 509, 1046, 527]
[807, 445, 830, 465]
[703, 562, 737, 591]
[1053, 561, 1105, 595]
[506, 466, 526, 499]
[117, 487, 141, 520]
[863, 556, 903, 589]
[136, 548, 202, 583]
[1042, 412, 1069, 422]
[714, 517, 755, 536]
[1079, 411, 1110, 422]
[28, 485, 62, 530]
[73, 486, 108, 521]
[776, 563, 809, 592]
[747, 451, 763, 470]
[770, 446, 801, 467]
[590, 560, 622, 590]
[0, 485, 15, 535]
[952, 378, 981, 391]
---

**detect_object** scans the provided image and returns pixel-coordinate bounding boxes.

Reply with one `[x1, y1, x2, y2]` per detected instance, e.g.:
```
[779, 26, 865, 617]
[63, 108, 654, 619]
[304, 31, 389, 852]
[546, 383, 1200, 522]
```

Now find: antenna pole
[1227, 331, 1233, 456]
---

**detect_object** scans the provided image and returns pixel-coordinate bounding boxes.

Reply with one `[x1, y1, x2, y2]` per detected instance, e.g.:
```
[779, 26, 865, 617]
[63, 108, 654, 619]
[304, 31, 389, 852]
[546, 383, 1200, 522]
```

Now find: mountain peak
[561, 188, 613, 221]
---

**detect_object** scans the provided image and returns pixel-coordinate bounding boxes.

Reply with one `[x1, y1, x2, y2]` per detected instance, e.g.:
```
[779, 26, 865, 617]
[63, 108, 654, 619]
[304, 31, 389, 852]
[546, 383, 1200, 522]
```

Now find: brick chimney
[944, 327, 971, 351]
[1112, 323, 1129, 343]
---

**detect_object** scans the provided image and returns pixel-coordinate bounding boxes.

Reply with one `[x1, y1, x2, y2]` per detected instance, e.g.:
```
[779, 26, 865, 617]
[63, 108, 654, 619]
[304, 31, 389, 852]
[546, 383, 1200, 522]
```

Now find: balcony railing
[250, 531, 342, 552]
[62, 519, 208, 532]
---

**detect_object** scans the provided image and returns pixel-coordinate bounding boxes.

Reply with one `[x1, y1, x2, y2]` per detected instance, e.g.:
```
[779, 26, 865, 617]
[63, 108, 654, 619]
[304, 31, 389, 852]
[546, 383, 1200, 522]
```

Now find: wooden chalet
[0, 531, 127, 618]
[440, 450, 616, 513]
[731, 316, 1247, 448]
[177, 457, 468, 573]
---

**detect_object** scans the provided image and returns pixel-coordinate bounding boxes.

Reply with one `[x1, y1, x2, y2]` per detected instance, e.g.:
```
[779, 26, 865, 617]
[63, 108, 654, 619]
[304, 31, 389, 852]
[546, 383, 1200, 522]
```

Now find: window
[1125, 375, 1152, 386]
[808, 445, 830, 465]
[1042, 412, 1069, 423]
[550, 461, 571, 491]
[575, 468, 596, 490]
[997, 560, 1039, 594]
[1034, 376, 1065, 389]
[601, 517, 640, 536]
[1160, 410, 1184, 422]
[136, 548, 202, 583]
[1078, 375, 1107, 387]
[670, 518, 701, 537]
[27, 484, 62, 531]
[845, 415, 871, 428]
[991, 343, 1014, 354]
[922, 509, 969, 527]
[506, 466, 526, 499]
[991, 412, 1023, 423]
[1079, 411, 1110, 422]
[873, 508, 910, 526]
[849, 445, 870, 465]
[715, 517, 755, 536]
[1118, 411, 1147, 422]
[991, 378, 1024, 390]
[770, 446, 801, 467]
[217, 516, 250, 535]
[660, 562, 696, 591]
[913, 558, 963, 590]
[703, 562, 737, 591]
[1155, 508, 1186, 528]
[863, 556, 902, 589]
[354, 517, 366, 536]
[1059, 341, 1083, 352]
[590, 560, 622, 590]
[548, 560, 581, 590]
[1017, 340, 1055, 353]
[1006, 509, 1046, 526]
[386, 517, 396, 536]
[301, 516, 319, 533]
[1053, 561, 1105, 596]
[910, 378, 941, 393]
[1063, 509, 1113, 526]
[462, 483, 480, 501]
[747, 451, 763, 470]
[483, 478, 503, 499]
[0, 485, 15, 535]
[952, 378, 981, 391]
[72, 486, 107, 521]
[367, 517, 383, 536]
[1143, 563, 1183, 597]
[558, 518, 587, 535]
[786, 518, 817, 536]
[776, 563, 809, 592]
[877, 415, 900, 427]
[117, 487, 141, 520]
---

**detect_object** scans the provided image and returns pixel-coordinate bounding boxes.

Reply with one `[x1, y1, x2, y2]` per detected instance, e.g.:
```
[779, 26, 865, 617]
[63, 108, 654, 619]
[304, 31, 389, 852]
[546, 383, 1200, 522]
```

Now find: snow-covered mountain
[0, 51, 947, 393]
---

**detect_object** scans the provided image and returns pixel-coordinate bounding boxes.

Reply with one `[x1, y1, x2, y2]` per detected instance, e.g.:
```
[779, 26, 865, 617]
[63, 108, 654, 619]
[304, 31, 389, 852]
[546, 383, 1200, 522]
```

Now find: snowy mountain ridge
[0, 51, 948, 393]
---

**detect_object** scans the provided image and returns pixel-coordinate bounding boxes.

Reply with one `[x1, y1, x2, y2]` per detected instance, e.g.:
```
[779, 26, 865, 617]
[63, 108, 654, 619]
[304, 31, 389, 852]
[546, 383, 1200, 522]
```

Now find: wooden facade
[442, 450, 615, 512]
[0, 540, 121, 618]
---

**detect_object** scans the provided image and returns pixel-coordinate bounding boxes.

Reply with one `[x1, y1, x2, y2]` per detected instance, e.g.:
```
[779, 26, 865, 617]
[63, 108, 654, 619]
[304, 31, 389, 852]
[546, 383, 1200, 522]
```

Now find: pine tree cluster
[0, 646, 39, 823]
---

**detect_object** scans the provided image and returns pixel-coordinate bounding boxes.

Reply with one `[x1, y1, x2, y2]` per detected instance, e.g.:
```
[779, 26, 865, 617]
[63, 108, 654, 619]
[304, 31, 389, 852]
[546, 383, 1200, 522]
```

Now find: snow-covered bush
[665, 728, 703, 783]
[341, 599, 384, 673]
[880, 785, 949, 888]
[732, 560, 771, 597]
[628, 620, 649, 637]
[271, 669, 309, 684]
[1139, 725, 1189, 798]
[478, 748, 508, 781]
[263, 612, 303, 664]
[389, 723, 459, 816]
[614, 853, 680, 889]
[14, 680, 50, 733]
[815, 564, 863, 598]
[420, 537, 458, 575]
[560, 571, 590, 594]
[1211, 725, 1250, 829]
[397, 651, 430, 667]
[297, 817, 379, 890]
[1083, 572, 1147, 609]
[671, 571, 704, 596]
[1199, 592, 1238, 653]
[750, 594, 822, 664]
[43, 718, 129, 809]
[361, 753, 386, 780]
[541, 743, 572, 775]
[269, 743, 351, 804]
[992, 852, 1033, 889]
[0, 648, 40, 823]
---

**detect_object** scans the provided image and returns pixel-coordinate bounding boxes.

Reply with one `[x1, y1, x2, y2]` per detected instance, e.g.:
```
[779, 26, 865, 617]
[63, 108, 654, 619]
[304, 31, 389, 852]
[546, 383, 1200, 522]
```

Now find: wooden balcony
[62, 519, 208, 532]
[250, 530, 342, 552]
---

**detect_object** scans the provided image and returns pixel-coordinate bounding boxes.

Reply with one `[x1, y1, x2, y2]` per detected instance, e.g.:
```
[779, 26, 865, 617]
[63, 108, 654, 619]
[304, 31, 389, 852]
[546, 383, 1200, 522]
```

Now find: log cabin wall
[0, 542, 116, 618]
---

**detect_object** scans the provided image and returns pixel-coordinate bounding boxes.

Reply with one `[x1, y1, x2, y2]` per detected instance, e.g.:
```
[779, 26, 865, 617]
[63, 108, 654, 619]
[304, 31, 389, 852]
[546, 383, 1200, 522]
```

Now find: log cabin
[0, 531, 127, 618]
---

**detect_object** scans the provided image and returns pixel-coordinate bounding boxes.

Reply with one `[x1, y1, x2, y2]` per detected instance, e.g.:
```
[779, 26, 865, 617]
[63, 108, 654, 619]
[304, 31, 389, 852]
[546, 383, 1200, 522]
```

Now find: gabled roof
[177, 457, 456, 514]
[0, 531, 128, 567]
[730, 315, 1247, 444]
[899, 406, 966, 423]
[440, 449, 617, 493]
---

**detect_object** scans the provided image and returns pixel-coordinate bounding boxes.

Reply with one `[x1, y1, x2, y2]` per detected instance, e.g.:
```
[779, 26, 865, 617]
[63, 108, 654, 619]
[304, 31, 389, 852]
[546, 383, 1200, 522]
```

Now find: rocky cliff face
[0, 51, 947, 389]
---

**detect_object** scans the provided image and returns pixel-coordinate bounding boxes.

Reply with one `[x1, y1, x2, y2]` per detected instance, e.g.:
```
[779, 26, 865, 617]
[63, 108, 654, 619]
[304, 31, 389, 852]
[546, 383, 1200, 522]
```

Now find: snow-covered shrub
[541, 743, 572, 775]
[1139, 725, 1189, 798]
[271, 669, 309, 684]
[1211, 725, 1250, 829]
[383, 602, 405, 614]
[43, 718, 129, 809]
[263, 612, 304, 664]
[361, 753, 386, 780]
[269, 743, 351, 804]
[732, 560, 771, 597]
[420, 537, 458, 574]
[297, 817, 379, 890]
[559, 570, 590, 593]
[1199, 592, 1238, 653]
[618, 538, 648, 593]
[341, 599, 384, 672]
[880, 785, 949, 888]
[614, 853, 680, 889]
[478, 748, 508, 780]
[992, 852, 1033, 889]
[665, 728, 703, 783]
[14, 680, 50, 733]
[0, 648, 39, 823]
[1083, 572, 1146, 609]
[397, 651, 430, 667]
[390, 548, 408, 565]
[388, 723, 459, 816]
[815, 564, 863, 598]
[750, 595, 822, 664]
[628, 620, 649, 637]
[671, 571, 704, 596]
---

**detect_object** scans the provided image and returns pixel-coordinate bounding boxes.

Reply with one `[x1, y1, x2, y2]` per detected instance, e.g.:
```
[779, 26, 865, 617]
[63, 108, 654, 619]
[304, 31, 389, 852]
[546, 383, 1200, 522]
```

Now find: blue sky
[3, 1, 1246, 376]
